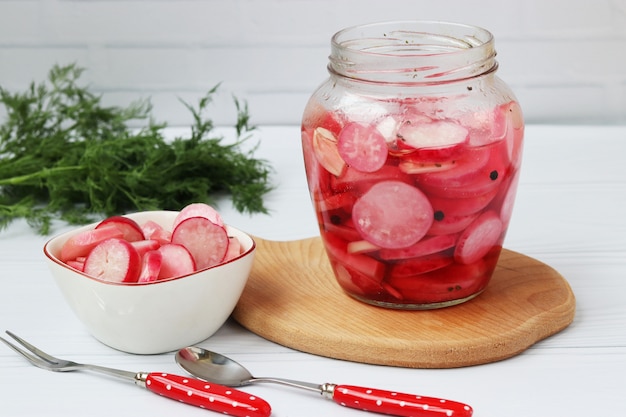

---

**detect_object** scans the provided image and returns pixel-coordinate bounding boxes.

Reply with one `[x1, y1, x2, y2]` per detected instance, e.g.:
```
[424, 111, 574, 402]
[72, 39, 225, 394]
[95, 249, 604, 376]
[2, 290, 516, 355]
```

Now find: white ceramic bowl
[43, 211, 256, 354]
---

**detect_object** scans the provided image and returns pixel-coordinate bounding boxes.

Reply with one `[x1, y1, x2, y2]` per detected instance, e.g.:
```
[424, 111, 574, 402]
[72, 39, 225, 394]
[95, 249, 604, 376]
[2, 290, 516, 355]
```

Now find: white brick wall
[1, 0, 625, 126]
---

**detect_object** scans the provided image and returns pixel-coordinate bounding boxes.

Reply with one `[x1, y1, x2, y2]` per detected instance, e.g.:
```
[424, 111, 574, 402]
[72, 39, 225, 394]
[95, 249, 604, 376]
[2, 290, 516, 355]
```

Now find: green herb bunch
[0, 64, 273, 234]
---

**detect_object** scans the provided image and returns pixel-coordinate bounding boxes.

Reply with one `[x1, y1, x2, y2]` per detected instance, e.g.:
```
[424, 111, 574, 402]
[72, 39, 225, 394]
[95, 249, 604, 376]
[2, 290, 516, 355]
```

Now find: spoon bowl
[177, 347, 251, 387]
[175, 346, 473, 417]
[176, 346, 320, 391]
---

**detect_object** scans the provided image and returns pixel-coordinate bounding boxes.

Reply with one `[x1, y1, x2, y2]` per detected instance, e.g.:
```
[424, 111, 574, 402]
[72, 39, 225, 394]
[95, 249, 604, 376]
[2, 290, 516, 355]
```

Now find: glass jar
[301, 21, 524, 310]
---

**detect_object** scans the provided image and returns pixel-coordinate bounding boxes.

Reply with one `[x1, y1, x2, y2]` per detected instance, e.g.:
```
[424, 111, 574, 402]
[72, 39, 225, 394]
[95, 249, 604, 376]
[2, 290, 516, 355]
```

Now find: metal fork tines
[0, 331, 137, 380]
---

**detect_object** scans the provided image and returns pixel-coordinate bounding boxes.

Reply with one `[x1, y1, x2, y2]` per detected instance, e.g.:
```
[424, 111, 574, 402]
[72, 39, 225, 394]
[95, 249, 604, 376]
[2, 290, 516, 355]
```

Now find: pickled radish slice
[322, 222, 362, 242]
[498, 172, 520, 225]
[316, 191, 358, 214]
[417, 140, 510, 199]
[173, 202, 224, 229]
[138, 250, 163, 283]
[60, 225, 124, 262]
[337, 122, 387, 173]
[331, 164, 411, 195]
[502, 101, 524, 168]
[429, 189, 499, 218]
[66, 260, 84, 272]
[397, 159, 456, 174]
[130, 239, 160, 258]
[95, 216, 145, 242]
[141, 220, 161, 238]
[378, 233, 458, 261]
[157, 244, 196, 279]
[352, 181, 433, 249]
[428, 212, 479, 236]
[323, 232, 386, 284]
[415, 146, 491, 189]
[396, 120, 469, 160]
[388, 252, 454, 277]
[312, 127, 346, 176]
[171, 216, 229, 270]
[334, 263, 385, 299]
[224, 236, 242, 261]
[454, 211, 503, 264]
[141, 220, 172, 244]
[83, 238, 141, 283]
[386, 255, 495, 303]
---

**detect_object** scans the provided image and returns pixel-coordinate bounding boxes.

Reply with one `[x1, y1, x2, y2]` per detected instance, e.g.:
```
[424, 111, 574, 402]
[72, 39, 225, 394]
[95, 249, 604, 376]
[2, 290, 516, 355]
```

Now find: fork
[0, 331, 271, 417]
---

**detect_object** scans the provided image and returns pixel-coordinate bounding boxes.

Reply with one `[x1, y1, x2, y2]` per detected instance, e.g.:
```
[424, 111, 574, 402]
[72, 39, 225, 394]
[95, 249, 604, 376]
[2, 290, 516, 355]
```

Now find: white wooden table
[1, 125, 625, 417]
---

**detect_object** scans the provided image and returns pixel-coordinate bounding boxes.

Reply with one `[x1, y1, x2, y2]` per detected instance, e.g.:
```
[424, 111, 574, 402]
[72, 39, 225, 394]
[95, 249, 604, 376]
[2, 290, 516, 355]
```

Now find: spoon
[176, 346, 473, 417]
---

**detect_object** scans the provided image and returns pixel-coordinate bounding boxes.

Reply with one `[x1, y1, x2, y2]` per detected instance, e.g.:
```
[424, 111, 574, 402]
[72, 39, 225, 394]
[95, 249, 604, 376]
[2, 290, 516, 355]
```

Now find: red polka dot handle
[330, 384, 473, 417]
[144, 373, 272, 417]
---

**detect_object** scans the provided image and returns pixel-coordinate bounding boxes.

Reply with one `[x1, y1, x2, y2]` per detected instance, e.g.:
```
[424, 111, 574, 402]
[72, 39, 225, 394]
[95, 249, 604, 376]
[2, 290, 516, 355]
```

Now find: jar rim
[329, 20, 497, 85]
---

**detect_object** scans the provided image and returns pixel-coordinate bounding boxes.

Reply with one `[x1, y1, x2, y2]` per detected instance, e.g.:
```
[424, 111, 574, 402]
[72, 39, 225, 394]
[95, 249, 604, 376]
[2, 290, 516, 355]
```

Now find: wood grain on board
[233, 237, 576, 368]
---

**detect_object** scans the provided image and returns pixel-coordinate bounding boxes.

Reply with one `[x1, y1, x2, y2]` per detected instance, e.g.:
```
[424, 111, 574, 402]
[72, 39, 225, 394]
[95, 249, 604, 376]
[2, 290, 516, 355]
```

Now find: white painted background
[1, 0, 625, 127]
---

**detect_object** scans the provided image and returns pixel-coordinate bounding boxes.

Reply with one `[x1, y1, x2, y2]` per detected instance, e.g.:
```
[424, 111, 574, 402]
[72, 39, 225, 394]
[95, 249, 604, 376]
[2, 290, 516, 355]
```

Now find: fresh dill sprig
[0, 63, 273, 234]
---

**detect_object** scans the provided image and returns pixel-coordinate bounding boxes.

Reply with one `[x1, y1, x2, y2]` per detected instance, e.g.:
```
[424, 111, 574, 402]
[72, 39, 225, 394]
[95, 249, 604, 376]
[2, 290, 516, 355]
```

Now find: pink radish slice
[141, 220, 160, 238]
[138, 250, 163, 283]
[388, 252, 454, 277]
[141, 220, 171, 244]
[322, 222, 362, 242]
[334, 262, 386, 298]
[497, 172, 520, 226]
[83, 238, 141, 283]
[503, 102, 524, 168]
[416, 139, 510, 199]
[60, 225, 124, 262]
[428, 212, 480, 236]
[396, 120, 469, 160]
[331, 164, 412, 195]
[96, 216, 145, 242]
[415, 146, 491, 189]
[224, 236, 242, 261]
[150, 228, 172, 245]
[386, 256, 493, 303]
[352, 180, 434, 249]
[173, 203, 224, 230]
[428, 188, 498, 218]
[337, 122, 388, 173]
[397, 159, 457, 174]
[171, 217, 229, 270]
[66, 260, 85, 272]
[378, 233, 458, 261]
[454, 211, 503, 265]
[323, 232, 386, 284]
[130, 239, 161, 258]
[157, 244, 196, 279]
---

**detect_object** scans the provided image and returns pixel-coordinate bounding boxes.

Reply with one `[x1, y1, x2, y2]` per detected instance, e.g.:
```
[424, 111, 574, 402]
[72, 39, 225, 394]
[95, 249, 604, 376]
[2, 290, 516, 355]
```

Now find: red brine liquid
[302, 98, 524, 308]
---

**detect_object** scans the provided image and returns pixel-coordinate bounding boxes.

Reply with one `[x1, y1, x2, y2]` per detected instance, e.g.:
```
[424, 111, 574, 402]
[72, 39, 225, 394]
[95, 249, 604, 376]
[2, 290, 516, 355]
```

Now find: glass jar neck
[329, 21, 498, 86]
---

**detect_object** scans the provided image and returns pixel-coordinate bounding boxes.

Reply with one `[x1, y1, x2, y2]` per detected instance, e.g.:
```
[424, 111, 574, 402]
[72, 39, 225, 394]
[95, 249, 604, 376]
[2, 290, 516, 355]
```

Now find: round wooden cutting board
[232, 237, 576, 368]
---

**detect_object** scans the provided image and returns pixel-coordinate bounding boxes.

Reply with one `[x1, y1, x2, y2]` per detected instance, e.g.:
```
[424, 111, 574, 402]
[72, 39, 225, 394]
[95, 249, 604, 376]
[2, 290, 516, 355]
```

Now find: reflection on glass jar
[301, 21, 524, 309]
